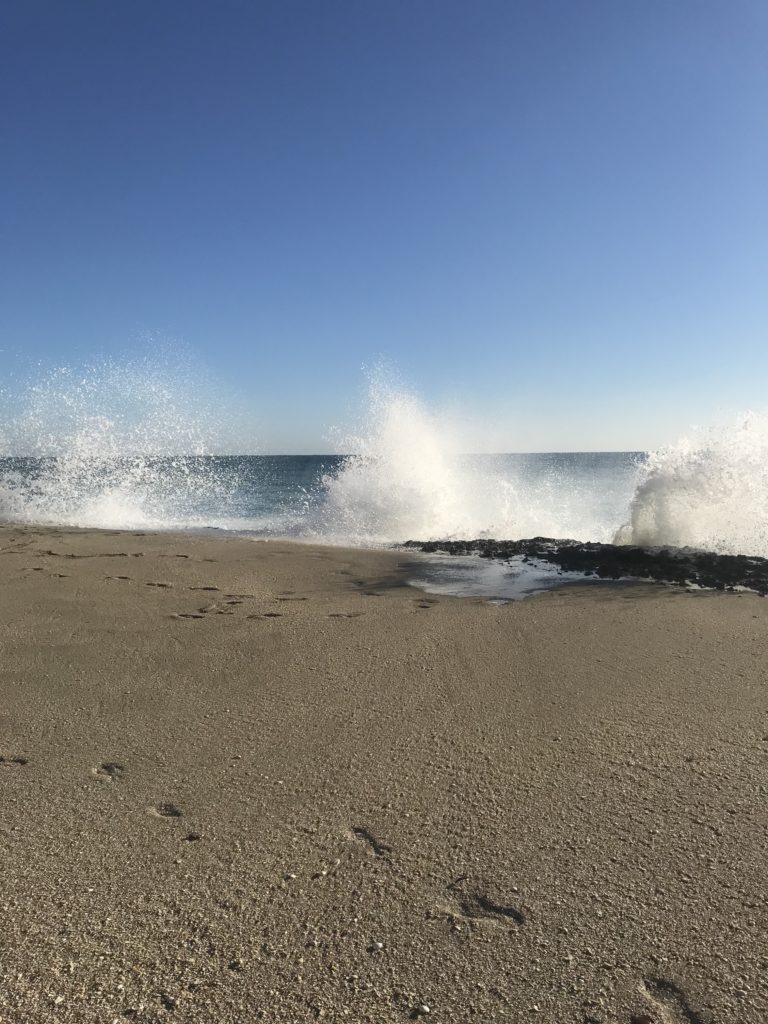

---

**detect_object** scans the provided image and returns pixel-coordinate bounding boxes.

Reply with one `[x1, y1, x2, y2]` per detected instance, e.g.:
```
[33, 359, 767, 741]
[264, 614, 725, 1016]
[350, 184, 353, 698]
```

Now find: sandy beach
[1, 524, 766, 1024]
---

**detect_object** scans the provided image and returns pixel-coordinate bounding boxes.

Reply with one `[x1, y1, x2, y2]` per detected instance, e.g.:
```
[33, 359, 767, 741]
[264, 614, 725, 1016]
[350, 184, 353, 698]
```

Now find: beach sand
[1, 525, 766, 1023]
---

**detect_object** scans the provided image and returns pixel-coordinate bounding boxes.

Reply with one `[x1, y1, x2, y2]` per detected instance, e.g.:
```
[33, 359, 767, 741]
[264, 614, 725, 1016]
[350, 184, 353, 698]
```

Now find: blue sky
[1, 0, 766, 452]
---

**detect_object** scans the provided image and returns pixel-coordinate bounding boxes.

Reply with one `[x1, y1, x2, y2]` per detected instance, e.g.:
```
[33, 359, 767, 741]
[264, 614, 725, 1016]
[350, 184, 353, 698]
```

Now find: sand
[0, 524, 767, 1024]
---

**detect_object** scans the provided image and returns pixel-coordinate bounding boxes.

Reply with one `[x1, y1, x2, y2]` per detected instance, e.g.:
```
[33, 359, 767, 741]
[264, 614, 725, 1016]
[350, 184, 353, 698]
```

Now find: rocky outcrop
[402, 539, 768, 596]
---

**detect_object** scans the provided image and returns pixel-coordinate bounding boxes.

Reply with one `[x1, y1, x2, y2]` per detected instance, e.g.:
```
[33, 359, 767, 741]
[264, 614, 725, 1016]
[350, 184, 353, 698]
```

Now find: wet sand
[1, 524, 767, 1023]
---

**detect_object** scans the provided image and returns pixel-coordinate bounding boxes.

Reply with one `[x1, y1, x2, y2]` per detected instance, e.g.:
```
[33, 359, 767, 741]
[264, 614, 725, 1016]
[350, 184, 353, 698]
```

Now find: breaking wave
[0, 359, 766, 557]
[0, 358, 239, 530]
[313, 377, 633, 544]
[615, 412, 768, 557]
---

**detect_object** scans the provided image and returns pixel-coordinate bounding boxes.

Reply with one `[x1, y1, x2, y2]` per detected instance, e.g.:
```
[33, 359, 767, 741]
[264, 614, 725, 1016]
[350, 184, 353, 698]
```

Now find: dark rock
[401, 539, 768, 596]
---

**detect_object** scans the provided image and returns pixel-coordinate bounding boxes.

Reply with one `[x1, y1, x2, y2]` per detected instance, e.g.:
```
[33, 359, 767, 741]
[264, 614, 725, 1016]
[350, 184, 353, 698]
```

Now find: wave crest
[315, 378, 631, 544]
[0, 358, 236, 530]
[615, 412, 768, 556]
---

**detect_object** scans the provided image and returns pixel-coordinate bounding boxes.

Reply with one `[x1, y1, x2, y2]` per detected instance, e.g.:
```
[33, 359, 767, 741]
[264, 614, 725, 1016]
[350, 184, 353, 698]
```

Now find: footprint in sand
[149, 803, 183, 819]
[0, 755, 29, 767]
[195, 601, 237, 615]
[350, 826, 393, 859]
[328, 612, 365, 619]
[146, 582, 173, 588]
[443, 876, 526, 926]
[172, 612, 205, 619]
[189, 586, 220, 592]
[92, 762, 125, 781]
[352, 581, 384, 597]
[635, 977, 706, 1024]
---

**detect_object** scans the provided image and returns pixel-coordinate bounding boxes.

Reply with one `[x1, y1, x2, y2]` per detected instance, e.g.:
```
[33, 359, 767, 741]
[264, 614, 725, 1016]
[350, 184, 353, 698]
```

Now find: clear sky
[1, 0, 766, 452]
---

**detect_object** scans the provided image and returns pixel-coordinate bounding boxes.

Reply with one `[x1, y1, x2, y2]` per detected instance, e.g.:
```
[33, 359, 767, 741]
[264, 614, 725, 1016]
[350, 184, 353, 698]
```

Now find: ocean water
[1, 360, 767, 558]
[0, 451, 641, 544]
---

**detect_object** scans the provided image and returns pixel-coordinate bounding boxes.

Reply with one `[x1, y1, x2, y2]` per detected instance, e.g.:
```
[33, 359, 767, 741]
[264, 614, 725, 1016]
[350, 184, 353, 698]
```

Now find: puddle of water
[405, 553, 624, 602]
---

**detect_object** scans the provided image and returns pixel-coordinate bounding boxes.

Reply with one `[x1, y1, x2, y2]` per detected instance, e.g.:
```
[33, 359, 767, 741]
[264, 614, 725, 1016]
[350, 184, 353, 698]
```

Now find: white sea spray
[615, 412, 768, 557]
[0, 358, 237, 530]
[1, 359, 765, 557]
[315, 374, 633, 544]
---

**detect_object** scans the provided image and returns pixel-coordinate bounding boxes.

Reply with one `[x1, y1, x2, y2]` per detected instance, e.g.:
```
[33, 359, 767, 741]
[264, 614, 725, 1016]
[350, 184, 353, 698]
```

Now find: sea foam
[0, 359, 237, 530]
[1, 360, 766, 557]
[615, 412, 768, 557]
[315, 377, 630, 544]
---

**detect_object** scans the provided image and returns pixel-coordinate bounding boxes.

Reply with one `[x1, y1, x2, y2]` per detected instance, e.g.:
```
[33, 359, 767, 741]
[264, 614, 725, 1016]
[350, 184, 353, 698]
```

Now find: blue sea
[1, 361, 766, 560]
[0, 452, 642, 546]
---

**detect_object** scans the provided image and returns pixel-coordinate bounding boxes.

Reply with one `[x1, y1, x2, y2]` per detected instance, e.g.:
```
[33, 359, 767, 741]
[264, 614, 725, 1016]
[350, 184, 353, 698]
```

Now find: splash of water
[313, 377, 628, 544]
[0, 358, 238, 530]
[317, 380, 491, 542]
[3, 359, 766, 557]
[615, 412, 768, 556]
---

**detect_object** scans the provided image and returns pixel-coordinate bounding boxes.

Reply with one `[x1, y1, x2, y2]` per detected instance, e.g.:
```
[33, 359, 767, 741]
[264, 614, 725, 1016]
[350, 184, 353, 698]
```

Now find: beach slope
[1, 525, 766, 1023]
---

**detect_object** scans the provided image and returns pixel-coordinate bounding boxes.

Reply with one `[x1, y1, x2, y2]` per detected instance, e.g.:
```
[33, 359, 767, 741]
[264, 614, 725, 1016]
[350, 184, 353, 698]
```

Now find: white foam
[3, 359, 766, 558]
[0, 358, 236, 530]
[615, 412, 768, 556]
[313, 376, 630, 544]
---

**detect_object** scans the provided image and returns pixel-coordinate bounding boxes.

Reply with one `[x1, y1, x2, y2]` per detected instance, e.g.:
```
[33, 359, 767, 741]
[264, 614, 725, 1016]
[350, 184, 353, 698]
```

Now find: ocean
[1, 361, 766, 562]
[1, 443, 765, 557]
[0, 450, 640, 544]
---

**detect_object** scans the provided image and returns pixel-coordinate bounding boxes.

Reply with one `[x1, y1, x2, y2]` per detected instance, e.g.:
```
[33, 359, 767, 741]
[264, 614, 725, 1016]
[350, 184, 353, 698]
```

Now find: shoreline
[8, 520, 767, 601]
[1, 524, 767, 1022]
